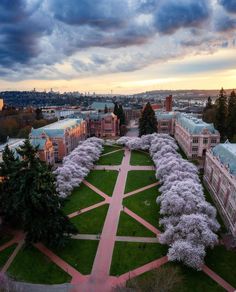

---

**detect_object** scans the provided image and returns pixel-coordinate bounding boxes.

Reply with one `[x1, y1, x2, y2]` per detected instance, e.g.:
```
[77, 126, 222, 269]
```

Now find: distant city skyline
[0, 0, 236, 94]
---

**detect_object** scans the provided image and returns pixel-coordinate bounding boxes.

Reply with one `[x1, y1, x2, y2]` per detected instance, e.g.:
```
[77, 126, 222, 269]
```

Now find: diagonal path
[1, 239, 25, 273]
[116, 256, 168, 285]
[83, 181, 111, 201]
[75, 148, 131, 291]
[68, 201, 108, 219]
[100, 149, 123, 157]
[123, 207, 161, 235]
[202, 265, 235, 292]
[124, 182, 159, 198]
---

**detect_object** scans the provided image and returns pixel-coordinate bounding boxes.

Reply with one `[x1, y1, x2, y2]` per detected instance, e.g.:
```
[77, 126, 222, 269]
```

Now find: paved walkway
[100, 149, 123, 157]
[123, 207, 161, 235]
[0, 146, 235, 292]
[76, 148, 131, 291]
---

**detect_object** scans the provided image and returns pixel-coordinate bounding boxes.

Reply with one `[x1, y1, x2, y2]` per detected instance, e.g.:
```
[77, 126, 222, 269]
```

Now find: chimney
[165, 95, 173, 112]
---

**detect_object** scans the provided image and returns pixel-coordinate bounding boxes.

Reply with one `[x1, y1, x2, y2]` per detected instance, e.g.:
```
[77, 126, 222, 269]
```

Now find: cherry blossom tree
[54, 137, 104, 198]
[119, 134, 219, 269]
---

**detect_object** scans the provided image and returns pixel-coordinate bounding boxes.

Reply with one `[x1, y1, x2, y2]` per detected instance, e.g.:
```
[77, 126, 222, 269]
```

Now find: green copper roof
[90, 102, 114, 110]
[30, 118, 84, 138]
[212, 143, 236, 175]
[177, 113, 218, 135]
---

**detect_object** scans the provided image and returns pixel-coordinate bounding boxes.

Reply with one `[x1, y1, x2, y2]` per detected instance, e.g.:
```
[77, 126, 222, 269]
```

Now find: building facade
[86, 113, 119, 138]
[156, 111, 176, 135]
[30, 118, 87, 162]
[174, 113, 220, 158]
[204, 143, 236, 237]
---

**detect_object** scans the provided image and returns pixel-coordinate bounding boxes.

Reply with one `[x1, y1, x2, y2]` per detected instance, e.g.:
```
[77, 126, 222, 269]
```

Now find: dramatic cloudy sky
[0, 0, 236, 93]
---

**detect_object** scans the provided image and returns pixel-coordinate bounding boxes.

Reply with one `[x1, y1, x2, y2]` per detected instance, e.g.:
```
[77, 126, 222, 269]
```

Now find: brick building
[174, 113, 220, 158]
[204, 143, 236, 237]
[30, 118, 87, 162]
[86, 113, 119, 138]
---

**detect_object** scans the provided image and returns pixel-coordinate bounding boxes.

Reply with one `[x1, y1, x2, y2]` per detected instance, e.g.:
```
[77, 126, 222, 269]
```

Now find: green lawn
[125, 171, 156, 194]
[0, 233, 13, 246]
[53, 239, 98, 274]
[110, 242, 168, 276]
[127, 262, 224, 292]
[8, 246, 71, 284]
[0, 244, 17, 269]
[86, 170, 118, 196]
[123, 187, 162, 230]
[205, 245, 236, 288]
[130, 150, 154, 166]
[96, 150, 124, 165]
[62, 183, 104, 215]
[102, 145, 122, 154]
[117, 211, 156, 237]
[70, 204, 109, 234]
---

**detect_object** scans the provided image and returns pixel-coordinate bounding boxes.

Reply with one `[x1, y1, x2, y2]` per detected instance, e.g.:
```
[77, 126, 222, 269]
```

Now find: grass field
[117, 211, 156, 237]
[62, 183, 104, 215]
[8, 246, 71, 284]
[130, 150, 154, 166]
[52, 239, 99, 274]
[125, 171, 156, 194]
[123, 186, 162, 230]
[102, 145, 122, 154]
[126, 262, 224, 292]
[0, 244, 17, 269]
[70, 204, 109, 234]
[110, 242, 168, 276]
[96, 150, 124, 165]
[205, 245, 236, 288]
[86, 170, 118, 196]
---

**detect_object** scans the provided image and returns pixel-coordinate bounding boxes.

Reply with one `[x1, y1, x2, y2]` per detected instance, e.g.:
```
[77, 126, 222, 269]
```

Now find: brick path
[0, 146, 235, 292]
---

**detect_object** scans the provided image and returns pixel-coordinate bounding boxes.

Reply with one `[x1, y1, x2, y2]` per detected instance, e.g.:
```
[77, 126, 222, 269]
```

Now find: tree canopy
[0, 140, 77, 248]
[139, 102, 157, 136]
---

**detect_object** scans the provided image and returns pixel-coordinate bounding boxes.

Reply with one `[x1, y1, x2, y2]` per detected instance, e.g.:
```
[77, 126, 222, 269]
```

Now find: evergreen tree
[215, 88, 228, 142]
[118, 104, 126, 126]
[0, 140, 77, 247]
[104, 104, 108, 113]
[35, 108, 43, 120]
[139, 102, 157, 136]
[205, 96, 213, 110]
[227, 90, 236, 141]
[113, 102, 119, 116]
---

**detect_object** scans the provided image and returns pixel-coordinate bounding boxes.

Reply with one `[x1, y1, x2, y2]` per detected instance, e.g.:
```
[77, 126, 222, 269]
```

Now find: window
[203, 138, 208, 144]
[192, 154, 198, 158]
[192, 138, 198, 144]
[192, 146, 198, 152]
[211, 138, 217, 144]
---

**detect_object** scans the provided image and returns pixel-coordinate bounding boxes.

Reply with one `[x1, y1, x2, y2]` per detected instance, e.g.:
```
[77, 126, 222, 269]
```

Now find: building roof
[212, 143, 236, 175]
[90, 102, 114, 111]
[0, 139, 25, 152]
[177, 113, 218, 135]
[155, 111, 176, 120]
[30, 118, 83, 138]
[30, 138, 47, 150]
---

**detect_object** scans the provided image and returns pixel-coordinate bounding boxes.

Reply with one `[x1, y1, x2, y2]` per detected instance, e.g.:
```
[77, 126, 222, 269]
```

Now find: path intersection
[0, 147, 235, 292]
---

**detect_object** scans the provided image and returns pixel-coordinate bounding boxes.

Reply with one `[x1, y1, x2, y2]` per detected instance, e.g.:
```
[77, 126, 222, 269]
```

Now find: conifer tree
[227, 90, 236, 141]
[0, 140, 77, 247]
[139, 102, 157, 136]
[113, 102, 119, 116]
[215, 88, 228, 142]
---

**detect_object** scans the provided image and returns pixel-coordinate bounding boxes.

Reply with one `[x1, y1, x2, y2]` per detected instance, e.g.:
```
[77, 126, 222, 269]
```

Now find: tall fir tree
[104, 104, 108, 113]
[113, 102, 119, 116]
[139, 102, 157, 136]
[215, 88, 228, 142]
[227, 90, 236, 141]
[0, 140, 77, 247]
[118, 104, 126, 126]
